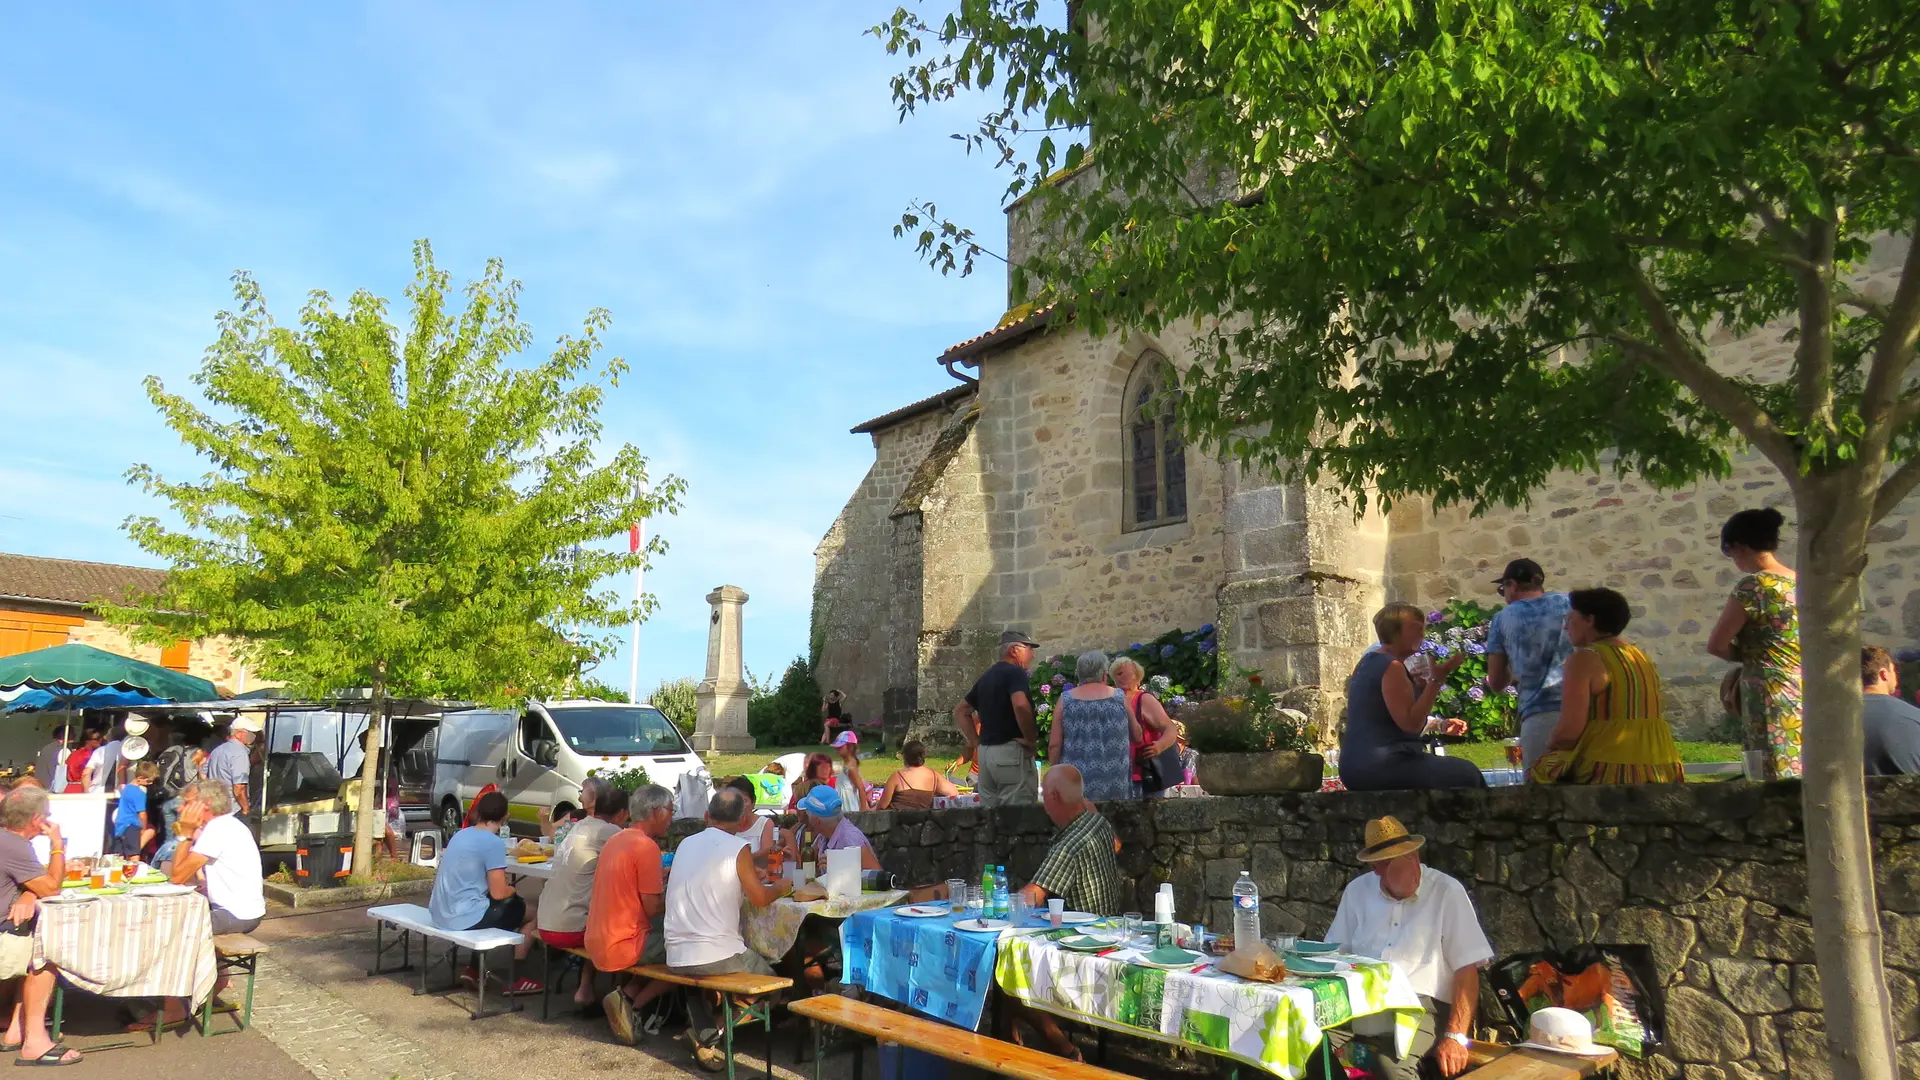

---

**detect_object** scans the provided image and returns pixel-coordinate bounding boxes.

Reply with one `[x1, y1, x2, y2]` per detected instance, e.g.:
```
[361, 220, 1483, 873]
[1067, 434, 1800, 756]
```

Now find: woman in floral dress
[1707, 507, 1802, 779]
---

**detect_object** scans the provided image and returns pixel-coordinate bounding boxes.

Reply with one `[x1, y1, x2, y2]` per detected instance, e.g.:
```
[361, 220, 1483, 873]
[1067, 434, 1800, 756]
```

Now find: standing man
[954, 630, 1041, 807]
[1322, 817, 1493, 1079]
[206, 716, 260, 816]
[1862, 646, 1920, 775]
[1484, 558, 1571, 772]
[84, 716, 124, 794]
[32, 732, 62, 794]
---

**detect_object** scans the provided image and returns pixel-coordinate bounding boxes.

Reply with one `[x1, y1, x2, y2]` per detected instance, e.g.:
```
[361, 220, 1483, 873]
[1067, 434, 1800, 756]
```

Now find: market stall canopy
[0, 643, 219, 713]
[4, 687, 172, 713]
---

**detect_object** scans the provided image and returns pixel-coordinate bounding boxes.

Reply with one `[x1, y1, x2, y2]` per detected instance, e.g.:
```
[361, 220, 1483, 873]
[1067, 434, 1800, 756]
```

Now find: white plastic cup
[1048, 898, 1065, 927]
[787, 866, 804, 887]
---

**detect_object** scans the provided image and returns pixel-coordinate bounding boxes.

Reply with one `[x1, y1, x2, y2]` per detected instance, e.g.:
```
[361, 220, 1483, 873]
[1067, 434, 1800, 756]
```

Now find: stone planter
[1194, 750, 1324, 795]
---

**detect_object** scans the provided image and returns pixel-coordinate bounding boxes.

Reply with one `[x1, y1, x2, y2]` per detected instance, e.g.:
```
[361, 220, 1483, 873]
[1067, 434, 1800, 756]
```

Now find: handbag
[1127, 690, 1186, 794]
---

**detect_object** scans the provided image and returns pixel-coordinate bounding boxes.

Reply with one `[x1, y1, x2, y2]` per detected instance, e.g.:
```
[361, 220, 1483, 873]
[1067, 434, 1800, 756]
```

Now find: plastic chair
[410, 830, 441, 868]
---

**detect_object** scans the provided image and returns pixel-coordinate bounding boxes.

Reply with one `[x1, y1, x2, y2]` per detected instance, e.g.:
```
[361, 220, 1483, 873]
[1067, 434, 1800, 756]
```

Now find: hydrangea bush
[1420, 598, 1520, 741]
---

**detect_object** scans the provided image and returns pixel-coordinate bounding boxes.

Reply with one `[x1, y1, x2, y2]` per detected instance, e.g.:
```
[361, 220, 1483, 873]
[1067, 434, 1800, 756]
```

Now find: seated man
[537, 787, 629, 1010]
[1862, 646, 1920, 775]
[140, 779, 270, 1031]
[1017, 765, 1123, 917]
[786, 784, 879, 871]
[1005, 765, 1123, 1061]
[1321, 816, 1493, 1080]
[587, 783, 675, 1045]
[666, 786, 795, 1072]
[429, 790, 542, 995]
[0, 787, 76, 1065]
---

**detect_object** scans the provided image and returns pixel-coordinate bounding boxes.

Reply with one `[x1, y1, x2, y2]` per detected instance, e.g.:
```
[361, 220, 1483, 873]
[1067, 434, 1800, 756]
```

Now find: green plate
[1136, 946, 1201, 967]
[129, 873, 167, 885]
[1056, 935, 1114, 952]
[1285, 956, 1339, 974]
[1290, 940, 1339, 954]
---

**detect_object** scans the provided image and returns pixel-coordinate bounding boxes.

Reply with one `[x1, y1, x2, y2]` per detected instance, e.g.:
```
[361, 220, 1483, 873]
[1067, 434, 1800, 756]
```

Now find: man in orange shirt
[587, 782, 674, 1045]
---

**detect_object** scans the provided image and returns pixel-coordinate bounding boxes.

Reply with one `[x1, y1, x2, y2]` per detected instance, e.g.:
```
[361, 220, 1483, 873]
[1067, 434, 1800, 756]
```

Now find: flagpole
[629, 481, 646, 704]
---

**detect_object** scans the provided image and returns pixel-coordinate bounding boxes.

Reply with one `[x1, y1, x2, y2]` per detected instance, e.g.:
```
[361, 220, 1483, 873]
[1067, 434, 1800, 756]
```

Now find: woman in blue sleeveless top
[1340, 603, 1487, 791]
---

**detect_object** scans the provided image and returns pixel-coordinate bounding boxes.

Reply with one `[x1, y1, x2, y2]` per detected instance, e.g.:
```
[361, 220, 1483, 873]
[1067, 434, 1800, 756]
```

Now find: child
[113, 761, 159, 856]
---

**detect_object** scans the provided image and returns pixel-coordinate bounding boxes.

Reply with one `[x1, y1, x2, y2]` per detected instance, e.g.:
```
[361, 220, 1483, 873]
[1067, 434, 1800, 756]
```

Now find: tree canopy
[109, 240, 683, 704]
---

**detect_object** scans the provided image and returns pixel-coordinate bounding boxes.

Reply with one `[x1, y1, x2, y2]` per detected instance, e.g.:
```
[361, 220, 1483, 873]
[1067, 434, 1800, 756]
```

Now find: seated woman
[876, 740, 958, 810]
[786, 753, 837, 811]
[1340, 603, 1486, 792]
[1531, 588, 1685, 785]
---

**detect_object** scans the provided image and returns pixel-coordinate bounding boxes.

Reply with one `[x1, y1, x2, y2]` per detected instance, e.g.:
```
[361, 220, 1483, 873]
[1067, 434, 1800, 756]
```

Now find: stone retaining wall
[847, 778, 1920, 1080]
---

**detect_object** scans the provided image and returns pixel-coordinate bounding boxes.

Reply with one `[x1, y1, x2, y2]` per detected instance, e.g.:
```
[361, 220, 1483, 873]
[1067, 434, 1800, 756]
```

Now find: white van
[431, 700, 709, 837]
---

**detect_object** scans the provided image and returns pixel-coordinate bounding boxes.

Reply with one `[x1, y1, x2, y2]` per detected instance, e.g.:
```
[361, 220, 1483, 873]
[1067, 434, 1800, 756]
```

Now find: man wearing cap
[206, 717, 261, 816]
[1485, 558, 1572, 772]
[1322, 817, 1494, 1079]
[954, 630, 1041, 807]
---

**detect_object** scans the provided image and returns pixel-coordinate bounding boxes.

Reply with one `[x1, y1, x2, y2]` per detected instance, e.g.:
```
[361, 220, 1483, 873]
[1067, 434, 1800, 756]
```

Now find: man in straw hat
[1320, 816, 1493, 1079]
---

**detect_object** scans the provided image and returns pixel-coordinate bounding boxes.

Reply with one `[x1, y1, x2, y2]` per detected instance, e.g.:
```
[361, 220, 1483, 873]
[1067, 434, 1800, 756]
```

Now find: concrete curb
[264, 874, 435, 911]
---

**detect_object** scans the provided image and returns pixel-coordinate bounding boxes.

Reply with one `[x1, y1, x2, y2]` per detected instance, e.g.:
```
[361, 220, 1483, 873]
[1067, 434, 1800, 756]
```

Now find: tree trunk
[350, 668, 387, 885]
[1795, 478, 1899, 1080]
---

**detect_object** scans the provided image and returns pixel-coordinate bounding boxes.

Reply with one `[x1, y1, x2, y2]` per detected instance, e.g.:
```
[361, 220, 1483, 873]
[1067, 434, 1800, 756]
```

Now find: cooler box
[295, 832, 355, 887]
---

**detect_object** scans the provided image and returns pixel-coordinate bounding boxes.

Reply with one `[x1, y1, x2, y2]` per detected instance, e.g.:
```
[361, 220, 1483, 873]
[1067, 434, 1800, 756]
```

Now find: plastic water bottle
[1232, 871, 1261, 948]
[980, 863, 996, 918]
[992, 866, 1011, 920]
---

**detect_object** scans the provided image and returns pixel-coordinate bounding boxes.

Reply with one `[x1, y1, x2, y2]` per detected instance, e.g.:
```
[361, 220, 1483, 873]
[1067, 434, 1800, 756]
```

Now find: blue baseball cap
[797, 784, 844, 817]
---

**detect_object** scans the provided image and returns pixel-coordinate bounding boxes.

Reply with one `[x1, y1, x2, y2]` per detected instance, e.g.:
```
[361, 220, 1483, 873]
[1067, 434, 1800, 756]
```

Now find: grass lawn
[1448, 739, 1740, 770]
[701, 745, 964, 785]
[701, 740, 1742, 785]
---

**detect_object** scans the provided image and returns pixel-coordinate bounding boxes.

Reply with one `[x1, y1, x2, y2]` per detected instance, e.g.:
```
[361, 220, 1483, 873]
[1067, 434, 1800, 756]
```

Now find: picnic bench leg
[369, 919, 382, 976]
[811, 1019, 823, 1080]
[762, 999, 773, 1080]
[475, 949, 490, 1020]
[721, 992, 737, 1080]
[49, 982, 61, 1041]
[540, 943, 553, 1022]
[242, 953, 258, 1030]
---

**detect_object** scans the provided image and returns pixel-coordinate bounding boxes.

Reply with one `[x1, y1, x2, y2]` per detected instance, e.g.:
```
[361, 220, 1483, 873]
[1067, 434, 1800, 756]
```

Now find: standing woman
[1707, 508, 1802, 779]
[1048, 651, 1142, 802]
[1108, 658, 1180, 794]
[819, 690, 849, 745]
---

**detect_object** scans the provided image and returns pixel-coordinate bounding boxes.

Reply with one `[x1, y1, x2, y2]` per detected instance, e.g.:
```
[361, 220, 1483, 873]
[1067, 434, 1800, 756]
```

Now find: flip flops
[14, 1045, 80, 1068]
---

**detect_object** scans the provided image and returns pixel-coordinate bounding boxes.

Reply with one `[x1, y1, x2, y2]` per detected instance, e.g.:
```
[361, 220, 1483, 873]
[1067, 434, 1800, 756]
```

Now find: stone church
[812, 198, 1920, 746]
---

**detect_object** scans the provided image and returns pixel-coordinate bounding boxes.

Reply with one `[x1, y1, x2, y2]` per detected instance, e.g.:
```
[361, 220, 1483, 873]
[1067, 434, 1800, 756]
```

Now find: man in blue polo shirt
[1484, 559, 1571, 773]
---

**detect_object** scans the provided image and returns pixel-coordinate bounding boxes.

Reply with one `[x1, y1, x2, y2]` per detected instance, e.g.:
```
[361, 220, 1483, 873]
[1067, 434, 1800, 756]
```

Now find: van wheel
[439, 799, 463, 840]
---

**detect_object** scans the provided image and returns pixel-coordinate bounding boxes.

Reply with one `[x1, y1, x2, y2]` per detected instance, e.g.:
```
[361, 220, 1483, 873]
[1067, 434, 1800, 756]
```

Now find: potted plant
[1187, 674, 1323, 794]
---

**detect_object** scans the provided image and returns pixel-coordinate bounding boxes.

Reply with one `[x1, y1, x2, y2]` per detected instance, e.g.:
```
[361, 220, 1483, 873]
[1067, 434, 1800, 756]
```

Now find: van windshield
[546, 706, 690, 756]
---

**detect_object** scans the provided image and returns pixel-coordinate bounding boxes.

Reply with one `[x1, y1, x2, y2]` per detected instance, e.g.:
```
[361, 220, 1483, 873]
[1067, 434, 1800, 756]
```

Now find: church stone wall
[813, 407, 956, 733]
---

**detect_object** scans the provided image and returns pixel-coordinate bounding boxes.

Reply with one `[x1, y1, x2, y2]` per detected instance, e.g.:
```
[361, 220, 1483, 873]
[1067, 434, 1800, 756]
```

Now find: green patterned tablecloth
[744, 890, 908, 961]
[996, 927, 1423, 1080]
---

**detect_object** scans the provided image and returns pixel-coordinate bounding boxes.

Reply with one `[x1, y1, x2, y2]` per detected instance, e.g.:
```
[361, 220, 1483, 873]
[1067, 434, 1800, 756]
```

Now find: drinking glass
[1011, 893, 1032, 927]
[1271, 933, 1299, 954]
[89, 869, 106, 890]
[108, 861, 123, 885]
[946, 879, 968, 914]
[1122, 912, 1143, 947]
[965, 886, 985, 920]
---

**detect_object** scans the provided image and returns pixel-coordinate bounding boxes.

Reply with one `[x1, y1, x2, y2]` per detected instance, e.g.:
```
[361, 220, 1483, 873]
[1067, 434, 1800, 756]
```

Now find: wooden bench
[789, 995, 1141, 1080]
[631, 964, 792, 1080]
[198, 934, 269, 1036]
[1463, 1040, 1619, 1079]
[365, 903, 527, 1020]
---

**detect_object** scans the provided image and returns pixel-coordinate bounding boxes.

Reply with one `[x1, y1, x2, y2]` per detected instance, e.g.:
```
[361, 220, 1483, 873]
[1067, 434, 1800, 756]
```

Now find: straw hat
[1517, 1007, 1613, 1057]
[120, 736, 150, 762]
[1357, 816, 1426, 862]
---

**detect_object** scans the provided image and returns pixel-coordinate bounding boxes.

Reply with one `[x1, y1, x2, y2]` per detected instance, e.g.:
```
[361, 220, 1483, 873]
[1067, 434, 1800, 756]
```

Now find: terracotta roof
[850, 384, 977, 435]
[0, 553, 167, 609]
[936, 302, 1059, 365]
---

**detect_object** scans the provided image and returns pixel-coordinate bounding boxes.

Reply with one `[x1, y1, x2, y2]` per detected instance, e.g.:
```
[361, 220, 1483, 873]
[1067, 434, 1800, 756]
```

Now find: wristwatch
[1444, 1032, 1471, 1049]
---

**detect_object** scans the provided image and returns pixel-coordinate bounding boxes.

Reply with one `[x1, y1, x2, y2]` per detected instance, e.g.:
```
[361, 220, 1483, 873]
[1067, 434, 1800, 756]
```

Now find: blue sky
[0, 3, 1008, 697]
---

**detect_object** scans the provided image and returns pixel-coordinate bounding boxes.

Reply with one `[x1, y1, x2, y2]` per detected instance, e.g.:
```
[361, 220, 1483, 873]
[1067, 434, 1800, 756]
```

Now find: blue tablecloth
[841, 906, 1001, 1030]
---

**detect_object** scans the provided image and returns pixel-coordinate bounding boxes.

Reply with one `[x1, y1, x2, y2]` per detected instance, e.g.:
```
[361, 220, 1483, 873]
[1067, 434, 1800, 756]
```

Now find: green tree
[107, 241, 685, 877]
[647, 677, 701, 738]
[748, 656, 823, 747]
[876, 3, 1920, 1075]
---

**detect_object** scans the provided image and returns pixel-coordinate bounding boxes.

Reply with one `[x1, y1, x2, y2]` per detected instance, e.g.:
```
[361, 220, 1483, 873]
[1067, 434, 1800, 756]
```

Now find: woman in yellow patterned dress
[1706, 508, 1801, 779]
[1532, 587, 1685, 785]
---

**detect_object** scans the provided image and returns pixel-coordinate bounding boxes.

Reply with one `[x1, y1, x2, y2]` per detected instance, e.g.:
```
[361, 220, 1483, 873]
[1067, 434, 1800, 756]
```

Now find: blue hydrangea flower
[1427, 611, 1445, 624]
[1160, 644, 1176, 658]
[1171, 695, 1188, 706]
[1504, 686, 1519, 697]
[1199, 641, 1217, 654]
[1468, 686, 1486, 702]
[1051, 674, 1067, 687]
[1063, 683, 1076, 693]
[1129, 644, 1143, 652]
[1198, 623, 1215, 635]
[1467, 643, 1486, 655]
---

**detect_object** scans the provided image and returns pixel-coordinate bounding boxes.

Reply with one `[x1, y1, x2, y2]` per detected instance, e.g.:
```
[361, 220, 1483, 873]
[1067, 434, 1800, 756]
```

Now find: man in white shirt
[84, 719, 124, 794]
[1323, 816, 1493, 1080]
[142, 780, 267, 1032]
[665, 786, 794, 1070]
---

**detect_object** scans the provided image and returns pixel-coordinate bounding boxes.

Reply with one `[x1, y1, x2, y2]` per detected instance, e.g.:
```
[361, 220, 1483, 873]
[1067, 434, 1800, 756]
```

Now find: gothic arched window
[1123, 354, 1187, 530]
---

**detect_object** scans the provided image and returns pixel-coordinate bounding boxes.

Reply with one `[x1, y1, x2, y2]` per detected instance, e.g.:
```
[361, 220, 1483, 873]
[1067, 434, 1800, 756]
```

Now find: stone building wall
[814, 406, 959, 730]
[851, 778, 1920, 1080]
[64, 620, 261, 694]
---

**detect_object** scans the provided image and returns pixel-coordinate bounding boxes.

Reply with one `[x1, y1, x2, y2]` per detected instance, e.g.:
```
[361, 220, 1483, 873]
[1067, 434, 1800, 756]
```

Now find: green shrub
[590, 764, 653, 792]
[1029, 624, 1219, 751]
[1424, 599, 1519, 741]
[747, 656, 821, 746]
[648, 677, 699, 737]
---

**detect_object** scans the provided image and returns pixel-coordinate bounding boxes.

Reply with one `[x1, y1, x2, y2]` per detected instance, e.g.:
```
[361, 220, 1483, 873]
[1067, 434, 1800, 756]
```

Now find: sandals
[14, 1046, 80, 1068]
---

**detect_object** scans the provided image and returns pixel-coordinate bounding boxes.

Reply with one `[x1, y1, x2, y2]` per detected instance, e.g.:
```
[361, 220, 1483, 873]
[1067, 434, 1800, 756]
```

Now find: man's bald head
[1043, 764, 1084, 803]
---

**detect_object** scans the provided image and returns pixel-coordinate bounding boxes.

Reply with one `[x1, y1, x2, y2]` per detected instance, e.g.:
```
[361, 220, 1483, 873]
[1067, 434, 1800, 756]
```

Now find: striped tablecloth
[34, 892, 218, 1003]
